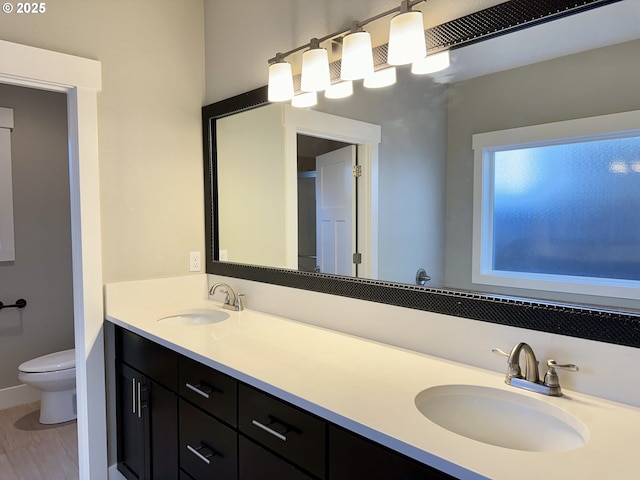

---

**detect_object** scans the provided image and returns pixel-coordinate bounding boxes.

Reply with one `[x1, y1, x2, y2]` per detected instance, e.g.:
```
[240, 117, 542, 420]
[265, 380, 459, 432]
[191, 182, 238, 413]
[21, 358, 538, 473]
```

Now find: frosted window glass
[492, 136, 640, 281]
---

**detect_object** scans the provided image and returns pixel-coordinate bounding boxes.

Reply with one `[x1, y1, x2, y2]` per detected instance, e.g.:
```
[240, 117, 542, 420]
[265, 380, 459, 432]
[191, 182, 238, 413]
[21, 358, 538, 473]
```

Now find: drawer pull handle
[251, 419, 287, 442]
[185, 382, 214, 399]
[186, 443, 220, 464]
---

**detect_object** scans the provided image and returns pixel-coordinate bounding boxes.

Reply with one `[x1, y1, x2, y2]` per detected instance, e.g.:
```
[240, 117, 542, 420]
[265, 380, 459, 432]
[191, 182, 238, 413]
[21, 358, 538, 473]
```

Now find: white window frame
[0, 107, 15, 262]
[472, 110, 640, 301]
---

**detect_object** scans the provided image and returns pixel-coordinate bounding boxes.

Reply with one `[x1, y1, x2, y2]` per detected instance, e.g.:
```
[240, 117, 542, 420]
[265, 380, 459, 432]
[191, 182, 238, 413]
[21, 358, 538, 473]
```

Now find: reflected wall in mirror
[204, 0, 640, 348]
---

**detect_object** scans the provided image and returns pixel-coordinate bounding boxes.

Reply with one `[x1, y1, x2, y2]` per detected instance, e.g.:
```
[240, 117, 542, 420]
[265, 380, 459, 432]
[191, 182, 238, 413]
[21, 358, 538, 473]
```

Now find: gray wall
[0, 84, 73, 389]
[316, 69, 448, 285]
[444, 38, 640, 309]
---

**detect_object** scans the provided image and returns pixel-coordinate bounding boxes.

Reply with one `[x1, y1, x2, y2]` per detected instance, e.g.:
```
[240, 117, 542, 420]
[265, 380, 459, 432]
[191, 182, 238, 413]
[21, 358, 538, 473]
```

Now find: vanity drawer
[239, 435, 315, 480]
[179, 400, 237, 480]
[179, 355, 237, 426]
[116, 327, 178, 390]
[238, 384, 326, 479]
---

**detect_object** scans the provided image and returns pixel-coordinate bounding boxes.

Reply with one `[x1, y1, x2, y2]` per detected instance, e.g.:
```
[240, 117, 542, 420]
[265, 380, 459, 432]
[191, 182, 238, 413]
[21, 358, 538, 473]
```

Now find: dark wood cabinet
[238, 384, 326, 479]
[112, 325, 457, 480]
[179, 399, 238, 480]
[239, 435, 315, 480]
[329, 425, 456, 480]
[115, 328, 179, 480]
[116, 362, 150, 480]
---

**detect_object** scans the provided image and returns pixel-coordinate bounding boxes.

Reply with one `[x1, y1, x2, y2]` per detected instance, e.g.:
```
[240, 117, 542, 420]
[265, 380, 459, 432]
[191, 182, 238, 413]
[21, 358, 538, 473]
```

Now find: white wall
[0, 0, 206, 283]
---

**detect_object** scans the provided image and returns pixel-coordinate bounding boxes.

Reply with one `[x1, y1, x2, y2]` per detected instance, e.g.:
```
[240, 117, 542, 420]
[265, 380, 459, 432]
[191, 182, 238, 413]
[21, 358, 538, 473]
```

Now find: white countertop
[105, 278, 640, 479]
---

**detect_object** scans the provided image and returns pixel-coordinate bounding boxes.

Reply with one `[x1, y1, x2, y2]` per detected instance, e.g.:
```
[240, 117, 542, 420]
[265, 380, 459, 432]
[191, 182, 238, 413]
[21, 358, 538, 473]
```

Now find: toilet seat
[19, 349, 75, 373]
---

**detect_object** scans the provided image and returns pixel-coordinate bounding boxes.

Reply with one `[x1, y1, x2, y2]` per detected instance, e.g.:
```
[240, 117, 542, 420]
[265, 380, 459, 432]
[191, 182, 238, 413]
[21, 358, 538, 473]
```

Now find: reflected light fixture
[291, 91, 318, 108]
[267, 54, 294, 102]
[412, 50, 451, 75]
[363, 67, 397, 89]
[301, 38, 331, 92]
[325, 81, 354, 99]
[266, 1, 451, 105]
[340, 22, 374, 81]
[387, 0, 426, 65]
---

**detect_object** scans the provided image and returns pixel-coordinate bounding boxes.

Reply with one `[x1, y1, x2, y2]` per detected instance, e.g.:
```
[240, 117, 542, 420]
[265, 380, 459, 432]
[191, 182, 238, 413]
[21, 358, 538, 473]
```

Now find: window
[472, 110, 640, 300]
[0, 107, 15, 262]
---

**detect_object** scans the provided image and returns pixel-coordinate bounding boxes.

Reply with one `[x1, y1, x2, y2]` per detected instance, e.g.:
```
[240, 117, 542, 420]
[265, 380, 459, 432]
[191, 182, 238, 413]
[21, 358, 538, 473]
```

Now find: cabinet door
[116, 362, 178, 480]
[116, 362, 150, 480]
[148, 380, 178, 479]
[329, 426, 456, 480]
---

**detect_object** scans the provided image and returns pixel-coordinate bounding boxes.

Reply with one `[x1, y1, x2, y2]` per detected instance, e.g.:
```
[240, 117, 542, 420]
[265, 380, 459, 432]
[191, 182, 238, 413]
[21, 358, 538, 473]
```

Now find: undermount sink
[157, 309, 230, 326]
[415, 385, 588, 452]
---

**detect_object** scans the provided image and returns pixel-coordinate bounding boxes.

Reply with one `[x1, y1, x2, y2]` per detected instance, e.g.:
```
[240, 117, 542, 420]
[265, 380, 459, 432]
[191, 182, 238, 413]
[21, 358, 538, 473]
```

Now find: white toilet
[18, 349, 76, 424]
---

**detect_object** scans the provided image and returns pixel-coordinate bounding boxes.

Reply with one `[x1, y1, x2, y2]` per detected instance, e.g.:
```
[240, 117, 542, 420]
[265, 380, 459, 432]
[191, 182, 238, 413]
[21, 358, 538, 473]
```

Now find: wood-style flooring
[0, 402, 78, 479]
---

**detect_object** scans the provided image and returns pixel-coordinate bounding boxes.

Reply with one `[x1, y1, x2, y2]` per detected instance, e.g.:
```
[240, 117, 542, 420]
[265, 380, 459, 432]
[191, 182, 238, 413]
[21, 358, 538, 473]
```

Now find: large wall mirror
[204, 0, 640, 348]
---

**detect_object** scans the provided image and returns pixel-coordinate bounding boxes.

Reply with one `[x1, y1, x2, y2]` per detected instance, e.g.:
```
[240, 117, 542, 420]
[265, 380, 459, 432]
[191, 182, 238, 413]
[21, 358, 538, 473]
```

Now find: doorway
[297, 136, 358, 276]
[283, 105, 381, 280]
[0, 40, 106, 477]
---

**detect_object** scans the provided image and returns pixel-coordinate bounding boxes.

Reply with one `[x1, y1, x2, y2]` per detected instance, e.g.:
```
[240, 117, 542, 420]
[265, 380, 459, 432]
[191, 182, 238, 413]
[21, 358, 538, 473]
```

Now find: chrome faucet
[209, 282, 244, 311]
[493, 342, 578, 397]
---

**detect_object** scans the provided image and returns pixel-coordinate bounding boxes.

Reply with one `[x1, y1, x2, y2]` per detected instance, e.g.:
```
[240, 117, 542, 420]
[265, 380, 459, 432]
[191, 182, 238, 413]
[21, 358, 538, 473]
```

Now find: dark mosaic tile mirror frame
[203, 0, 640, 349]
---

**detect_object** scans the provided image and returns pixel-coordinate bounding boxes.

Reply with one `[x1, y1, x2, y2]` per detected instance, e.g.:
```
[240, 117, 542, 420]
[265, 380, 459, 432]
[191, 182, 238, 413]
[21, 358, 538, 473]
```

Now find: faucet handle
[492, 348, 509, 357]
[547, 359, 579, 372]
[492, 347, 523, 379]
[544, 359, 579, 388]
[235, 293, 245, 311]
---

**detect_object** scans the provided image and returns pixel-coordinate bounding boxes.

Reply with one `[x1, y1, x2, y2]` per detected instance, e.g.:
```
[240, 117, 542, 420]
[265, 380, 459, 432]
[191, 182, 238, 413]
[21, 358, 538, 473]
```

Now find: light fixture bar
[267, 0, 427, 65]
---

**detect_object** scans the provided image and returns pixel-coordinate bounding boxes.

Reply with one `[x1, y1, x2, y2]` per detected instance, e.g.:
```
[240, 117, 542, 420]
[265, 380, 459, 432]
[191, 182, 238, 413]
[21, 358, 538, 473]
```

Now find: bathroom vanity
[113, 325, 453, 479]
[105, 276, 640, 480]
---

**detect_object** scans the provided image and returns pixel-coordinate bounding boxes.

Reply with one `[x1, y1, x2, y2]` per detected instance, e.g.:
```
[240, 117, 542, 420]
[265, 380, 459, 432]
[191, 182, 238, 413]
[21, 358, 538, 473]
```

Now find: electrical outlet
[189, 251, 201, 272]
[219, 249, 228, 261]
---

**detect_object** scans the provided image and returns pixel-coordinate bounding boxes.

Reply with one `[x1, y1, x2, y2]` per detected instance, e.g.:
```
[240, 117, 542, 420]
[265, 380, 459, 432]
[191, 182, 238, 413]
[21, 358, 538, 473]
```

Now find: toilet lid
[19, 349, 75, 373]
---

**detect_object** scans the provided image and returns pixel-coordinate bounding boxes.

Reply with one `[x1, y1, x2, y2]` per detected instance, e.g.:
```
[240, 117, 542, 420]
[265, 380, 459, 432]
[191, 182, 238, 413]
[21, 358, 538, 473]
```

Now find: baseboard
[0, 384, 41, 410]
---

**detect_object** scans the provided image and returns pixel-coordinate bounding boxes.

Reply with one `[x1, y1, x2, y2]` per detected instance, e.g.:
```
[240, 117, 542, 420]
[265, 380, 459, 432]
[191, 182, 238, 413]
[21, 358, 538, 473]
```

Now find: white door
[316, 145, 356, 276]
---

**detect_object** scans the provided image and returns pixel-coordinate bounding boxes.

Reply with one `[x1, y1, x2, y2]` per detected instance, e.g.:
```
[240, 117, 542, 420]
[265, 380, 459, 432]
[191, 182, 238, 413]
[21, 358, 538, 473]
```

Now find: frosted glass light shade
[301, 47, 331, 92]
[412, 51, 450, 75]
[325, 81, 353, 99]
[363, 67, 396, 89]
[341, 31, 374, 80]
[268, 62, 294, 102]
[387, 11, 426, 66]
[291, 91, 318, 108]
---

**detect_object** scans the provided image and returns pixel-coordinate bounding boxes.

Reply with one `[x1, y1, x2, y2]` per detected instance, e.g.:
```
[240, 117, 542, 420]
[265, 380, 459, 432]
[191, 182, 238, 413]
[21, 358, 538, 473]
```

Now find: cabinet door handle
[251, 419, 287, 442]
[137, 381, 142, 418]
[186, 443, 220, 464]
[185, 382, 213, 399]
[132, 377, 137, 415]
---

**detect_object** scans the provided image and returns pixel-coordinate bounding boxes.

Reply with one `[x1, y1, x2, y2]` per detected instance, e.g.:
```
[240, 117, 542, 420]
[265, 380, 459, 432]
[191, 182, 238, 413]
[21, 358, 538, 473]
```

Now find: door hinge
[352, 165, 362, 177]
[353, 252, 362, 264]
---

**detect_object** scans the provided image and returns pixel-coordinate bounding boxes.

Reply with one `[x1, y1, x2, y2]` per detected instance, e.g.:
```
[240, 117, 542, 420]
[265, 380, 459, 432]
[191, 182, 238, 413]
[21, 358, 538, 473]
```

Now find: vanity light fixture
[324, 80, 354, 99]
[267, 54, 294, 102]
[291, 91, 318, 108]
[340, 22, 374, 81]
[300, 38, 331, 92]
[387, 0, 427, 66]
[412, 50, 451, 75]
[266, 0, 449, 105]
[363, 67, 397, 89]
